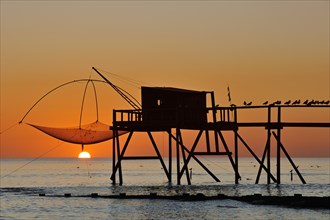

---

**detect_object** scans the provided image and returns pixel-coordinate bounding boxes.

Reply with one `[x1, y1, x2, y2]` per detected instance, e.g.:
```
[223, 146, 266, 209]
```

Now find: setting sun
[78, 151, 91, 159]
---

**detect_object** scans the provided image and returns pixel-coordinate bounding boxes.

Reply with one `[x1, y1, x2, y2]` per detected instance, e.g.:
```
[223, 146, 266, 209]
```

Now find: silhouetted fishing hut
[108, 83, 238, 185]
[92, 67, 330, 186]
[141, 87, 207, 129]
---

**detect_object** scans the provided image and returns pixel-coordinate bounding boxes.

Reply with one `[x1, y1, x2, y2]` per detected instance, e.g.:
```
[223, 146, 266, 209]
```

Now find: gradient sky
[1, 1, 329, 158]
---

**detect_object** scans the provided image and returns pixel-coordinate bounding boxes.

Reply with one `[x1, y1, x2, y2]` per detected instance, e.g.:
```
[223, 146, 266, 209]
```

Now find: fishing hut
[110, 86, 233, 185]
[92, 68, 330, 185]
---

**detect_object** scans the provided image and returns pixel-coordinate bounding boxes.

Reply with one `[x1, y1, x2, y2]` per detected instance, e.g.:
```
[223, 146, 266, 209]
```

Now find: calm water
[0, 157, 329, 219]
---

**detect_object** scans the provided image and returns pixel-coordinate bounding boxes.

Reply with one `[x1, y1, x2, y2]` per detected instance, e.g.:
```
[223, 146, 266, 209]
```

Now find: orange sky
[1, 1, 329, 158]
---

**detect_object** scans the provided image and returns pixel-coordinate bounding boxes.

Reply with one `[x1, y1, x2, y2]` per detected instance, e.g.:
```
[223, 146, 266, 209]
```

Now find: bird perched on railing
[292, 100, 300, 105]
[307, 100, 315, 106]
[244, 101, 252, 106]
[284, 100, 291, 105]
[303, 100, 309, 105]
[263, 101, 268, 105]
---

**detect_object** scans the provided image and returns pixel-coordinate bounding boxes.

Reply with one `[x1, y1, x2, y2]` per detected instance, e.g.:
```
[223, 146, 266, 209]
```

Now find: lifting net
[28, 121, 127, 145]
[19, 76, 134, 146]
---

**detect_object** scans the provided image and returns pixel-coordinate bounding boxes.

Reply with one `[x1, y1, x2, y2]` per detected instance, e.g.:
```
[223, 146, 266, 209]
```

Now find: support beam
[181, 145, 221, 183]
[234, 108, 239, 184]
[122, 156, 159, 160]
[168, 130, 172, 183]
[147, 132, 170, 180]
[176, 128, 181, 185]
[267, 107, 271, 184]
[277, 107, 281, 184]
[168, 131, 220, 183]
[110, 131, 133, 182]
[193, 152, 231, 155]
[179, 130, 203, 179]
[255, 139, 270, 184]
[112, 129, 116, 184]
[217, 131, 240, 181]
[205, 129, 211, 152]
[112, 112, 117, 184]
[236, 133, 277, 183]
[179, 133, 191, 185]
[272, 132, 306, 184]
[210, 92, 220, 152]
[116, 131, 123, 185]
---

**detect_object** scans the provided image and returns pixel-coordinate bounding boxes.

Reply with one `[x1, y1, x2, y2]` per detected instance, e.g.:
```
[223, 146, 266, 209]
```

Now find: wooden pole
[168, 131, 220, 182]
[116, 131, 122, 185]
[272, 132, 306, 184]
[205, 129, 211, 153]
[277, 107, 281, 184]
[210, 92, 220, 152]
[218, 130, 239, 181]
[168, 129, 172, 183]
[147, 132, 170, 180]
[179, 133, 191, 185]
[176, 128, 181, 185]
[255, 140, 269, 184]
[234, 108, 239, 184]
[267, 107, 271, 184]
[111, 111, 116, 184]
[179, 130, 203, 179]
[110, 131, 133, 181]
[237, 133, 277, 183]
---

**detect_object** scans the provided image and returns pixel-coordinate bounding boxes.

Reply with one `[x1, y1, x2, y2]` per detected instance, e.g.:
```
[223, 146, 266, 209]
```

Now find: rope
[79, 79, 100, 128]
[198, 155, 232, 173]
[79, 80, 90, 128]
[95, 67, 154, 88]
[0, 141, 64, 179]
[19, 79, 106, 124]
[91, 81, 99, 121]
[0, 122, 19, 135]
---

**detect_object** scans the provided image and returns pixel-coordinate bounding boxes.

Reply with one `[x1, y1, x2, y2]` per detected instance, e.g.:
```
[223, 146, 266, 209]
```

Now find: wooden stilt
[267, 107, 271, 184]
[234, 108, 239, 184]
[168, 131, 220, 182]
[277, 107, 281, 184]
[237, 133, 277, 183]
[217, 130, 239, 180]
[116, 132, 123, 185]
[179, 134, 191, 185]
[255, 139, 269, 184]
[111, 129, 116, 184]
[110, 131, 133, 182]
[182, 146, 221, 182]
[168, 130, 172, 183]
[272, 132, 306, 184]
[179, 130, 203, 179]
[211, 92, 220, 152]
[176, 128, 181, 185]
[147, 132, 170, 180]
[205, 129, 211, 153]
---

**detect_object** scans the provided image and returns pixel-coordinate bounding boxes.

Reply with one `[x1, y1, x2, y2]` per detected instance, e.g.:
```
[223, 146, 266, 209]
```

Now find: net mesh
[28, 121, 127, 145]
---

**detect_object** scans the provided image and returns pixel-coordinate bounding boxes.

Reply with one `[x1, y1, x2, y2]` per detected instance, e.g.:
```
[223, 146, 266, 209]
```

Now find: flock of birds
[239, 99, 330, 106]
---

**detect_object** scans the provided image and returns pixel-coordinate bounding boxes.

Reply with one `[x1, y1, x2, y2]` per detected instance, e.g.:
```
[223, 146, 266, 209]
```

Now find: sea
[0, 157, 329, 220]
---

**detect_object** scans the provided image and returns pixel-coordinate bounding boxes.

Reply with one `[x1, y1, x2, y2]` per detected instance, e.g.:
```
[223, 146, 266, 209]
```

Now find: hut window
[157, 99, 162, 106]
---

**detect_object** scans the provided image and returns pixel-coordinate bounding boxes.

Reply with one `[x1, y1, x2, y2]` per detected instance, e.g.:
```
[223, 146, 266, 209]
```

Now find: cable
[198, 155, 232, 173]
[0, 122, 19, 135]
[0, 141, 64, 179]
[95, 67, 153, 88]
[19, 79, 106, 124]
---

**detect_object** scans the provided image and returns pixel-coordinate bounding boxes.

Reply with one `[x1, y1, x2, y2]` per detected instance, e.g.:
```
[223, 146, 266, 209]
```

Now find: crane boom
[92, 67, 141, 110]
